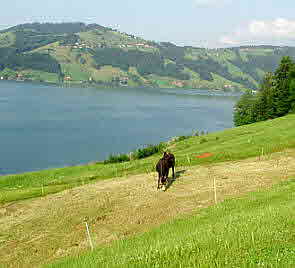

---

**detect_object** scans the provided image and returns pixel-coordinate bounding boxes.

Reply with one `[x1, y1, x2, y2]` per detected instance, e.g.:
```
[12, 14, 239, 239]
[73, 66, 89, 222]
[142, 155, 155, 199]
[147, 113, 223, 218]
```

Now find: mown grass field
[1, 114, 295, 267]
[1, 147, 295, 267]
[1, 114, 295, 204]
[47, 178, 295, 268]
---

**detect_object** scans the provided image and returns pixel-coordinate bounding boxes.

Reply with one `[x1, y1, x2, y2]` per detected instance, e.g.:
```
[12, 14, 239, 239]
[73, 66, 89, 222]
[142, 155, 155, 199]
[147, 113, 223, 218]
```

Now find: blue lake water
[0, 81, 240, 175]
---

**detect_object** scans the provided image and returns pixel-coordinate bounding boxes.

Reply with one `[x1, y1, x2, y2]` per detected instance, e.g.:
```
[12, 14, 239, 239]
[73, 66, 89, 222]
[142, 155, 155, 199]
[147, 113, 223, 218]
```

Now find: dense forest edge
[1, 22, 295, 91]
[234, 56, 295, 126]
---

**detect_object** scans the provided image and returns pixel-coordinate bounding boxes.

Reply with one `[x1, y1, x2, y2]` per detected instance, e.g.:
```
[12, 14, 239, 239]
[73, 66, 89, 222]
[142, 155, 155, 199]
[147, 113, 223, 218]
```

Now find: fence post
[213, 178, 217, 204]
[187, 155, 191, 165]
[84, 217, 94, 251]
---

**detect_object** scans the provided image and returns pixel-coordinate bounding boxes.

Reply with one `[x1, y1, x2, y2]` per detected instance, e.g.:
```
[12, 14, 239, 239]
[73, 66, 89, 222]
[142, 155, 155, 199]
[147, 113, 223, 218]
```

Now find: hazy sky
[1, 0, 295, 48]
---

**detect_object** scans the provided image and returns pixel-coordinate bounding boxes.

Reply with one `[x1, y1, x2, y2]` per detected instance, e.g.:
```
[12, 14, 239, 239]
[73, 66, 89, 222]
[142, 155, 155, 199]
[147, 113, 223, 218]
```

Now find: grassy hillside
[1, 114, 295, 267]
[47, 179, 295, 267]
[1, 22, 295, 90]
[1, 114, 295, 204]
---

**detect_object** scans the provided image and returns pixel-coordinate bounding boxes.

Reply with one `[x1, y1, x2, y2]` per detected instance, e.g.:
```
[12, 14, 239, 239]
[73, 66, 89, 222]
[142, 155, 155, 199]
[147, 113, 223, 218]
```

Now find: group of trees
[0, 51, 61, 74]
[92, 48, 190, 80]
[158, 45, 258, 88]
[1, 22, 103, 35]
[234, 56, 295, 126]
[91, 46, 265, 86]
[59, 34, 80, 46]
[13, 31, 62, 52]
[229, 53, 282, 87]
[0, 45, 62, 80]
[1, 23, 108, 53]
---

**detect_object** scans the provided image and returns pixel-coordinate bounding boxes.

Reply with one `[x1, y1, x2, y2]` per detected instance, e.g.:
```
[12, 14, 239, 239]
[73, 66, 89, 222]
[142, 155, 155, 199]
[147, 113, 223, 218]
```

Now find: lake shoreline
[0, 81, 238, 175]
[0, 79, 245, 92]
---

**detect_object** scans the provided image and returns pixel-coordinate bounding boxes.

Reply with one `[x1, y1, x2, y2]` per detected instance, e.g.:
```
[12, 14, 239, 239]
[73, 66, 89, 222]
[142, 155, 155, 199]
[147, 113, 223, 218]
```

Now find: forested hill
[1, 22, 295, 91]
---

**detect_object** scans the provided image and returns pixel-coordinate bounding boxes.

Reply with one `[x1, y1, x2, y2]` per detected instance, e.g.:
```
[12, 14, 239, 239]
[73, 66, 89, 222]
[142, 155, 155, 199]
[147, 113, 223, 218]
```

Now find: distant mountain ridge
[1, 22, 295, 90]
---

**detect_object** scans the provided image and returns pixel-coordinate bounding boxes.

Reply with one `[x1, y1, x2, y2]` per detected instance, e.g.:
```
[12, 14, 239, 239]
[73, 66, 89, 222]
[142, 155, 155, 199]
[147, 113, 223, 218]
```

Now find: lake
[0, 81, 240, 175]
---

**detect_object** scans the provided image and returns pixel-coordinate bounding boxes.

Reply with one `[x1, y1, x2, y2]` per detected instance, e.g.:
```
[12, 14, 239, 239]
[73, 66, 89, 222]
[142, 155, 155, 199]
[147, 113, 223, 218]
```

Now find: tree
[253, 72, 276, 121]
[289, 79, 295, 113]
[0, 68, 16, 79]
[233, 56, 295, 127]
[273, 56, 295, 116]
[233, 90, 257, 126]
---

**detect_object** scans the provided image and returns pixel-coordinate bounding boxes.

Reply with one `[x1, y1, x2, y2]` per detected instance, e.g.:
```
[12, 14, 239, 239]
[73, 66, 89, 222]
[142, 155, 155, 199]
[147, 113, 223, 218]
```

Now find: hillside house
[224, 84, 233, 89]
[171, 81, 184, 87]
[120, 77, 129, 83]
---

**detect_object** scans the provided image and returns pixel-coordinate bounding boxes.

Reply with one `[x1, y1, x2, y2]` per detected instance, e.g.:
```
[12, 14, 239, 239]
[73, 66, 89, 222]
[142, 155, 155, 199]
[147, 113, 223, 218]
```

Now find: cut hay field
[0, 114, 295, 267]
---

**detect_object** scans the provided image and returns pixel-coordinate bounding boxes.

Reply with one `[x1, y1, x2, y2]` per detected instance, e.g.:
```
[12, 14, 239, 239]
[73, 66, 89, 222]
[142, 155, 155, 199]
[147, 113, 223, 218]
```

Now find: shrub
[176, 135, 191, 142]
[169, 135, 192, 143]
[133, 143, 167, 160]
[104, 142, 167, 164]
[199, 138, 208, 144]
[104, 153, 130, 164]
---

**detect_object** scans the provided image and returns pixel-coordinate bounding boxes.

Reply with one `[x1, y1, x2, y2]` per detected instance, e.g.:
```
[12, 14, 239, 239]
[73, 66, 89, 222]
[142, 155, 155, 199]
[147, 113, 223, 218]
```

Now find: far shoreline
[0, 79, 247, 92]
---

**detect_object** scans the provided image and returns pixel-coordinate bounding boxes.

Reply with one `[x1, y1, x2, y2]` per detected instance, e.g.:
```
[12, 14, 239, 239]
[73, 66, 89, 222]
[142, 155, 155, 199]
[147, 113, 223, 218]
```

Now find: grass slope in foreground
[1, 114, 295, 204]
[47, 178, 295, 267]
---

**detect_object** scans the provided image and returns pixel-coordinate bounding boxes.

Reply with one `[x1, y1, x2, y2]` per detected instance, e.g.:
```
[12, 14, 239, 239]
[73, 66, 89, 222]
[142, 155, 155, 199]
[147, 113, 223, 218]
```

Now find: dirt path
[1, 150, 295, 267]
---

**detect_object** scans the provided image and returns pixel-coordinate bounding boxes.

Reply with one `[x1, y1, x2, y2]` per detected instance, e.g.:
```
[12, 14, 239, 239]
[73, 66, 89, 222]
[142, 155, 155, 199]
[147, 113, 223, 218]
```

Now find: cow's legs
[157, 174, 161, 190]
[172, 165, 175, 180]
[165, 169, 169, 184]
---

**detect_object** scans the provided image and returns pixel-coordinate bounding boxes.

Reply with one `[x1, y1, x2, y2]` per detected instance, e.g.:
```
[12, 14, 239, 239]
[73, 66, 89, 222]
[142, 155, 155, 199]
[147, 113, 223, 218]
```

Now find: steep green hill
[1, 22, 295, 90]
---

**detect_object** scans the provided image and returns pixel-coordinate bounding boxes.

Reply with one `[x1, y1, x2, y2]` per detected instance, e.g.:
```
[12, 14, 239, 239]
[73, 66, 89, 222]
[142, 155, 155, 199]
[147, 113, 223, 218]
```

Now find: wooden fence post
[84, 218, 94, 251]
[213, 178, 217, 204]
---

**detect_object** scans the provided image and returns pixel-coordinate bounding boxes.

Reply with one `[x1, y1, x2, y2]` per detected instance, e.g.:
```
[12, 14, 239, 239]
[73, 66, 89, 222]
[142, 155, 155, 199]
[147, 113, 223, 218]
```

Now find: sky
[1, 0, 295, 48]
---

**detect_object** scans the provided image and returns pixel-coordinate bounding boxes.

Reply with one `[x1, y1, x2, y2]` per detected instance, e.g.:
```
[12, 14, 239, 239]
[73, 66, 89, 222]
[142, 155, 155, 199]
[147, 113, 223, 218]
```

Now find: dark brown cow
[163, 152, 175, 179]
[156, 158, 168, 189]
[156, 152, 175, 190]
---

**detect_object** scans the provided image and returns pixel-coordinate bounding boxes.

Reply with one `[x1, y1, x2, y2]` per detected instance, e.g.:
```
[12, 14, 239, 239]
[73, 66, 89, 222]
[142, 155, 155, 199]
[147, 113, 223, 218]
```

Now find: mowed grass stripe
[46, 179, 295, 268]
